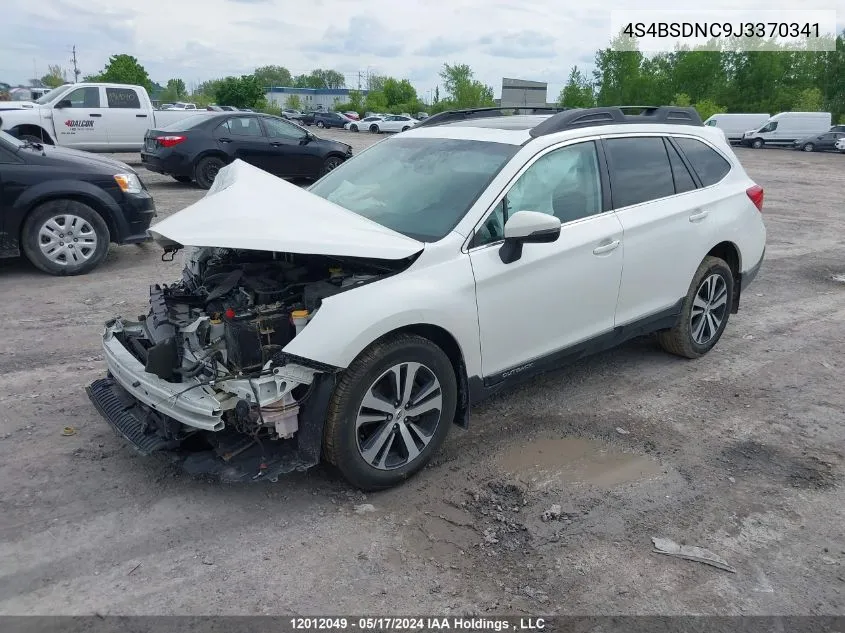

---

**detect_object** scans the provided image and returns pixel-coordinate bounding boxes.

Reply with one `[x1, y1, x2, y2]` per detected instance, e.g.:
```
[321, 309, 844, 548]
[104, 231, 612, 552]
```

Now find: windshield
[0, 129, 24, 148]
[308, 137, 518, 241]
[35, 87, 65, 104]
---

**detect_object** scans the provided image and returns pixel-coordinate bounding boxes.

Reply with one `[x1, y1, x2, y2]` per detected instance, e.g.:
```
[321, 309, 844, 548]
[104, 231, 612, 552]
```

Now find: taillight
[746, 185, 764, 212]
[156, 135, 186, 148]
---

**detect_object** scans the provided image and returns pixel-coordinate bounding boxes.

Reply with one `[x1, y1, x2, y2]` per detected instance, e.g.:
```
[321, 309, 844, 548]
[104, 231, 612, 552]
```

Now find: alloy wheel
[690, 273, 728, 345]
[355, 362, 443, 470]
[38, 214, 98, 266]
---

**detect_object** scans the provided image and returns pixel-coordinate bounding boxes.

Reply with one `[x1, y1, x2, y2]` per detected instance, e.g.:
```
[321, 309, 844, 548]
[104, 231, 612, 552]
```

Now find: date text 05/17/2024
[289, 617, 547, 631]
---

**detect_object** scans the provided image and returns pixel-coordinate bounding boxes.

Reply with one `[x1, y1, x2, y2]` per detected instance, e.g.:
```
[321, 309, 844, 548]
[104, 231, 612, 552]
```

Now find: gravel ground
[0, 131, 843, 616]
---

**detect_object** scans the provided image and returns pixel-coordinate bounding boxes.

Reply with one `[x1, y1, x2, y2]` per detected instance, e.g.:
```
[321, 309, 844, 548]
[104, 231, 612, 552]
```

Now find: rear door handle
[89, 113, 102, 117]
[136, 114, 147, 118]
[689, 209, 709, 222]
[592, 239, 621, 255]
[270, 141, 283, 147]
[218, 137, 232, 143]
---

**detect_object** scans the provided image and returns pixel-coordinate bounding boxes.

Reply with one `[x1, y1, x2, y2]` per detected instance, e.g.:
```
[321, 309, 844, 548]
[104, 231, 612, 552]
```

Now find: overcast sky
[2, 0, 842, 101]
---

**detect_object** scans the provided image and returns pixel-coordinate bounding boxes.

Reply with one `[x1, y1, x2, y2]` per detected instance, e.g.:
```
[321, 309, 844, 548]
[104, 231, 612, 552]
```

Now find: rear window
[159, 114, 216, 131]
[675, 138, 731, 187]
[605, 137, 675, 208]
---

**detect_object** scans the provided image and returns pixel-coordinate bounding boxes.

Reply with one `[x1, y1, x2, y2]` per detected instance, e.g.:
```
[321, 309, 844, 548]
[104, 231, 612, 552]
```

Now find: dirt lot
[0, 131, 843, 616]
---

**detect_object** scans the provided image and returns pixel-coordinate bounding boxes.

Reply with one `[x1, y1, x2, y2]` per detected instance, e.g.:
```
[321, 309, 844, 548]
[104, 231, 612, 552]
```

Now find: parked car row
[704, 111, 845, 153]
[344, 114, 421, 134]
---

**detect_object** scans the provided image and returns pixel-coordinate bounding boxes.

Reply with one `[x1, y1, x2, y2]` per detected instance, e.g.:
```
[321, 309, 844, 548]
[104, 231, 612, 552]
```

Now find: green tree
[41, 65, 67, 88]
[793, 87, 824, 111]
[382, 78, 417, 107]
[214, 75, 266, 108]
[254, 65, 292, 88]
[86, 54, 152, 91]
[439, 63, 495, 109]
[558, 66, 595, 108]
[368, 75, 387, 92]
[671, 92, 692, 106]
[285, 94, 302, 110]
[159, 78, 187, 103]
[433, 86, 440, 104]
[692, 98, 724, 121]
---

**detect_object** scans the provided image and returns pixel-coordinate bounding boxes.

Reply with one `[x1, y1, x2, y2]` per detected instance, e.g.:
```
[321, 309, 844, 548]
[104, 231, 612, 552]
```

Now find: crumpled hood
[148, 160, 424, 260]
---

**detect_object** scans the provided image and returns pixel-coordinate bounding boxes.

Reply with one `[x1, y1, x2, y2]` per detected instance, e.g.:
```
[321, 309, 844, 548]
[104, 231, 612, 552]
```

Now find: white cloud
[0, 0, 837, 101]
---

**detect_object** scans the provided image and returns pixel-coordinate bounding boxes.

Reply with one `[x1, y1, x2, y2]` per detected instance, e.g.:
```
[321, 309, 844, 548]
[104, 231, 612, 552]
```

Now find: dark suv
[314, 112, 352, 129]
[0, 130, 155, 275]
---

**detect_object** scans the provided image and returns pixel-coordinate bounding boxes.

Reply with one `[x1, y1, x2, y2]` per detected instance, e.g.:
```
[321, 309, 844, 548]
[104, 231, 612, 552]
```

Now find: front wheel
[316, 121, 325, 128]
[21, 199, 110, 276]
[802, 143, 815, 152]
[401, 126, 410, 132]
[751, 138, 764, 149]
[350, 124, 358, 132]
[321, 156, 344, 176]
[323, 334, 457, 490]
[194, 155, 226, 190]
[370, 124, 380, 134]
[657, 256, 734, 359]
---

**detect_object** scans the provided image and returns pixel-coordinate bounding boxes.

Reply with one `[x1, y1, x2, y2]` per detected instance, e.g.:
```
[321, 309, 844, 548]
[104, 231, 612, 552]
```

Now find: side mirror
[499, 210, 561, 264]
[55, 99, 71, 109]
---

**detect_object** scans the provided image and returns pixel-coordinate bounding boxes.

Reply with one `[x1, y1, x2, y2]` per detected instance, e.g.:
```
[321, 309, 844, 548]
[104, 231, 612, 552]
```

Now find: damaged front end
[87, 246, 409, 482]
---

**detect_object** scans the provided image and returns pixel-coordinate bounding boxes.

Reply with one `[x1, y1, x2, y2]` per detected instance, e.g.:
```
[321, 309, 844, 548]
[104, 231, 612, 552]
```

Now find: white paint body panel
[148, 160, 425, 259]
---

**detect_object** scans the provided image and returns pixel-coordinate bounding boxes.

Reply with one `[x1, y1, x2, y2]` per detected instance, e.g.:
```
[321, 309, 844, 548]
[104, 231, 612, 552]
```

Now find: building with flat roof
[500, 78, 548, 108]
[265, 87, 369, 111]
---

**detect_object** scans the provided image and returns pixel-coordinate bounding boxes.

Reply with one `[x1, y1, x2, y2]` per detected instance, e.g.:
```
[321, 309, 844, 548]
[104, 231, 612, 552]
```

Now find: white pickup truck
[0, 83, 212, 153]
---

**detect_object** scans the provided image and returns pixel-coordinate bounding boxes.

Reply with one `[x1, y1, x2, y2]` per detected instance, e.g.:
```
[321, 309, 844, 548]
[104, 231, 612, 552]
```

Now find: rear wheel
[194, 156, 226, 190]
[802, 142, 815, 152]
[657, 256, 734, 359]
[21, 199, 110, 276]
[401, 126, 410, 132]
[350, 124, 359, 132]
[172, 175, 192, 183]
[316, 120, 325, 128]
[323, 334, 457, 490]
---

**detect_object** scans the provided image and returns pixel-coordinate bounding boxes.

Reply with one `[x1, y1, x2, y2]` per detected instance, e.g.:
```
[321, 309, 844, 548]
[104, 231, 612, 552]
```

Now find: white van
[703, 113, 770, 143]
[741, 112, 832, 148]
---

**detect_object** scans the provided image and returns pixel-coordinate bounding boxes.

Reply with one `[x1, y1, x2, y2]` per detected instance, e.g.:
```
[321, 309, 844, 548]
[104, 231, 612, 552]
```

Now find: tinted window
[220, 116, 263, 137]
[62, 87, 100, 108]
[605, 137, 674, 208]
[263, 116, 305, 139]
[675, 138, 731, 187]
[160, 114, 215, 131]
[309, 138, 518, 242]
[665, 140, 696, 194]
[106, 87, 141, 109]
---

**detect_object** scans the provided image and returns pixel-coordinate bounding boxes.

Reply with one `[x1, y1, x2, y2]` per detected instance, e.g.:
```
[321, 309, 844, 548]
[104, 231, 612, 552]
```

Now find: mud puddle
[497, 436, 661, 489]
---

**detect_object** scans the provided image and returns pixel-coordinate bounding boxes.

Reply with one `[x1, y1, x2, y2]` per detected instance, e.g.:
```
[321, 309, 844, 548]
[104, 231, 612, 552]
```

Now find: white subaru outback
[87, 106, 766, 490]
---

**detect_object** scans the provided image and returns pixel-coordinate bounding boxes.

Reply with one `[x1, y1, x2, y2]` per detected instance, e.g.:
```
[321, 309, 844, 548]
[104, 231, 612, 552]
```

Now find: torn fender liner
[86, 377, 321, 482]
[147, 159, 424, 260]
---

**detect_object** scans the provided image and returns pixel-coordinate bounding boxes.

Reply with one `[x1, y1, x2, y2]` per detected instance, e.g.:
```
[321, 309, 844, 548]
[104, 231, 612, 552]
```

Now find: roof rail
[528, 106, 703, 138]
[415, 106, 571, 128]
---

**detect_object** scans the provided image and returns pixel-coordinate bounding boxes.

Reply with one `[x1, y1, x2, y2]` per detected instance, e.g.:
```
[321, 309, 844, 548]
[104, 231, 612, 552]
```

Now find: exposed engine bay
[87, 247, 413, 481]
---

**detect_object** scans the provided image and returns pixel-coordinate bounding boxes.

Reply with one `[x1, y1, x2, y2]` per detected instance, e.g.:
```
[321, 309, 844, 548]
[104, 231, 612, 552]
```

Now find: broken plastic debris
[615, 427, 630, 435]
[651, 537, 736, 573]
[61, 426, 76, 436]
[354, 503, 376, 514]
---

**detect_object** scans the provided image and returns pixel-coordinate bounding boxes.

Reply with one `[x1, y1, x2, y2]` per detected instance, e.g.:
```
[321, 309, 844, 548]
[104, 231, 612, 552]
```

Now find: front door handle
[89, 113, 102, 117]
[593, 239, 621, 255]
[218, 137, 232, 143]
[270, 141, 283, 147]
[136, 114, 148, 118]
[689, 209, 709, 222]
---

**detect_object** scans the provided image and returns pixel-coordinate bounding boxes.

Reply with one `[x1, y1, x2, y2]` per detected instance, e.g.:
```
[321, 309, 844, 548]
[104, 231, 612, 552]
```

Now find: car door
[103, 86, 149, 150]
[53, 86, 109, 150]
[817, 132, 838, 150]
[0, 140, 28, 256]
[214, 115, 273, 172]
[607, 134, 730, 326]
[468, 140, 624, 380]
[260, 116, 318, 177]
[379, 116, 398, 133]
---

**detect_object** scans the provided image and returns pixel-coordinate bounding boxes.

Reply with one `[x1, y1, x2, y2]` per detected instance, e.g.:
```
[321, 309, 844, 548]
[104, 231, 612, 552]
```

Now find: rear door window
[604, 137, 675, 208]
[220, 116, 264, 137]
[674, 137, 731, 187]
[106, 87, 141, 109]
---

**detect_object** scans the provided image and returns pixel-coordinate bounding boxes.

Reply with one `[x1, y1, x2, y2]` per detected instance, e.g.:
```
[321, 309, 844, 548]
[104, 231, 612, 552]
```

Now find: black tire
[323, 334, 457, 490]
[194, 155, 226, 190]
[321, 155, 344, 176]
[172, 175, 192, 183]
[350, 124, 359, 132]
[316, 120, 325, 128]
[370, 124, 380, 134]
[21, 199, 110, 276]
[802, 143, 815, 152]
[401, 126, 410, 132]
[751, 138, 764, 149]
[657, 256, 734, 359]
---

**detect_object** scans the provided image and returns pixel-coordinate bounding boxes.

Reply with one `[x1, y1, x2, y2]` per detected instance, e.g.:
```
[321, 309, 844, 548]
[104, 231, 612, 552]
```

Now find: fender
[0, 107, 56, 139]
[11, 180, 126, 242]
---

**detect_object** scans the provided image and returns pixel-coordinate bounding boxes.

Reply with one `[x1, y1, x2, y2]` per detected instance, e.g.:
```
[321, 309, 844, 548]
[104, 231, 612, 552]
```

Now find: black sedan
[140, 113, 352, 189]
[792, 131, 845, 152]
[0, 130, 155, 275]
[314, 112, 353, 129]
